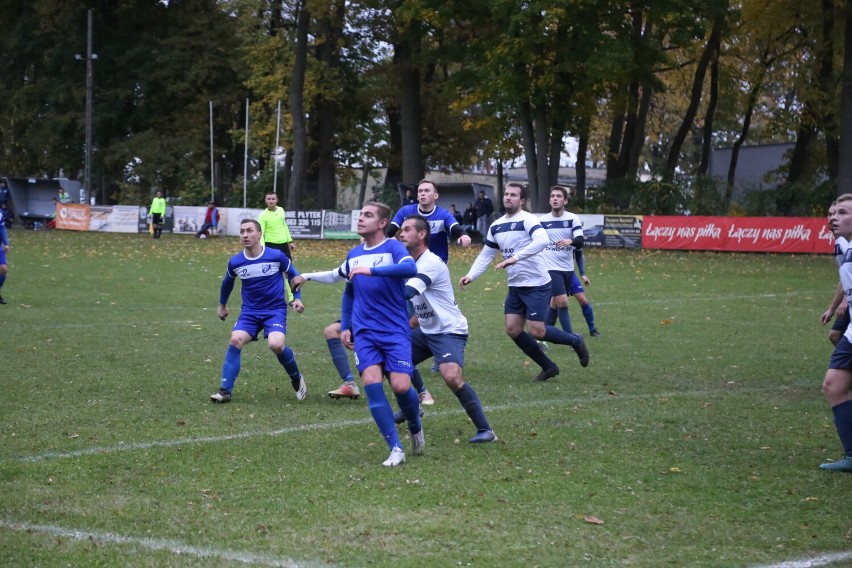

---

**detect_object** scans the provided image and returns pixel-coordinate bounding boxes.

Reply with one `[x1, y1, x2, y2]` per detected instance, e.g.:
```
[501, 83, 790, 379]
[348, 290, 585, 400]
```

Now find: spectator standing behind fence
[403, 188, 417, 206]
[58, 188, 71, 204]
[474, 190, 493, 237]
[462, 202, 476, 233]
[196, 202, 220, 238]
[149, 190, 166, 239]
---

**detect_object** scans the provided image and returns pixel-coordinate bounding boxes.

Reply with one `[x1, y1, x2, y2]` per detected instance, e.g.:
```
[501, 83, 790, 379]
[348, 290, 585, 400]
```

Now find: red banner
[642, 216, 834, 254]
[55, 203, 91, 231]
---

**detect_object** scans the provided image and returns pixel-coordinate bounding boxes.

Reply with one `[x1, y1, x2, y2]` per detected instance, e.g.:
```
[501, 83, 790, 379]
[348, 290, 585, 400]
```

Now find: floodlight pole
[84, 10, 95, 202]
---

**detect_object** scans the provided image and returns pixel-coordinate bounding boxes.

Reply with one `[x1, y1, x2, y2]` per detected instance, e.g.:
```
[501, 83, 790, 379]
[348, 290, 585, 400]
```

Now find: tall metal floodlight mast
[76, 10, 96, 203]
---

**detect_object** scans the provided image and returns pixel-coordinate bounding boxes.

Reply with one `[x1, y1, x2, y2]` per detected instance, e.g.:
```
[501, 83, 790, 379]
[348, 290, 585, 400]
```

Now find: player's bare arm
[217, 304, 229, 321]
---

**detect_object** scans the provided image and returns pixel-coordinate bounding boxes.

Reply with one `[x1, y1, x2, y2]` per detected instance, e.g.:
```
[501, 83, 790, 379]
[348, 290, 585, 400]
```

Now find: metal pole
[273, 100, 281, 196]
[84, 9, 94, 203]
[243, 98, 249, 208]
[209, 101, 214, 203]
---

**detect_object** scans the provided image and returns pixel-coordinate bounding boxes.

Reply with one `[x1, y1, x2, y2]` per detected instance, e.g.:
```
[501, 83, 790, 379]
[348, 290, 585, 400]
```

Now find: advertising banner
[643, 216, 833, 254]
[55, 203, 90, 231]
[284, 210, 323, 239]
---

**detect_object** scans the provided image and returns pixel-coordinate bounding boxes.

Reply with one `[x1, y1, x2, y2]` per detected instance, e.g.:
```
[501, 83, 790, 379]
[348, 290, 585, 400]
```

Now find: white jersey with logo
[538, 211, 583, 272]
[407, 249, 468, 335]
[837, 237, 852, 342]
[465, 209, 550, 287]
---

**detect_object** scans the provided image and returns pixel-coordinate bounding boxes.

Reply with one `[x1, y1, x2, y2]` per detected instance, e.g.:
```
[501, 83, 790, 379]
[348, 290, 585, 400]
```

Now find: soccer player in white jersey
[820, 193, 852, 472]
[822, 201, 849, 346]
[459, 182, 589, 382]
[211, 219, 307, 404]
[339, 202, 423, 467]
[398, 216, 496, 443]
[387, 179, 472, 400]
[539, 185, 585, 334]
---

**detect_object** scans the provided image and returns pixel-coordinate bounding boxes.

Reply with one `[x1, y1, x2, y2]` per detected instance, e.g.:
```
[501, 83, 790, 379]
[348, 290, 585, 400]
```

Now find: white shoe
[293, 376, 307, 401]
[537, 340, 549, 352]
[411, 429, 425, 455]
[419, 390, 435, 405]
[382, 446, 405, 467]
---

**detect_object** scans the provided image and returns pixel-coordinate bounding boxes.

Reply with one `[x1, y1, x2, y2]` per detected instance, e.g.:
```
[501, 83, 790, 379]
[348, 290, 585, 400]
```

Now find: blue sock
[326, 338, 354, 383]
[365, 383, 401, 450]
[454, 383, 491, 432]
[512, 332, 556, 370]
[546, 307, 557, 327]
[411, 368, 426, 394]
[220, 345, 241, 392]
[582, 303, 597, 332]
[832, 400, 852, 457]
[395, 386, 422, 434]
[557, 307, 573, 333]
[0, 274, 5, 290]
[543, 325, 581, 347]
[276, 345, 301, 383]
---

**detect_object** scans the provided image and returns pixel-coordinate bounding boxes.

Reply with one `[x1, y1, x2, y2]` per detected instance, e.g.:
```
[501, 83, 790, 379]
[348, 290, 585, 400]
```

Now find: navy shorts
[548, 270, 572, 297]
[568, 272, 585, 295]
[505, 284, 552, 322]
[829, 336, 852, 370]
[411, 328, 467, 367]
[832, 311, 851, 333]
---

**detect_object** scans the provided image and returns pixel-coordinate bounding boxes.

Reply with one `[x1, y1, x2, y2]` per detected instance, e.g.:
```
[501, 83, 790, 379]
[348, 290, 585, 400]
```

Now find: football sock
[0, 274, 5, 290]
[326, 337, 354, 382]
[365, 383, 401, 450]
[454, 383, 491, 432]
[557, 307, 573, 333]
[543, 325, 582, 347]
[512, 331, 556, 370]
[395, 386, 422, 434]
[220, 345, 241, 391]
[276, 345, 301, 380]
[411, 368, 426, 394]
[832, 400, 852, 457]
[582, 303, 597, 332]
[546, 307, 558, 327]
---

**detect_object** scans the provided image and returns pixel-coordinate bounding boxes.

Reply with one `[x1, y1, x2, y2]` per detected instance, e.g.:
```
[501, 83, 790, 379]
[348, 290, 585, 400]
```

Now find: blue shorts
[568, 272, 585, 295]
[0, 246, 6, 266]
[353, 330, 413, 375]
[832, 311, 851, 333]
[829, 336, 852, 370]
[411, 328, 467, 367]
[548, 270, 572, 297]
[505, 284, 552, 322]
[233, 309, 288, 340]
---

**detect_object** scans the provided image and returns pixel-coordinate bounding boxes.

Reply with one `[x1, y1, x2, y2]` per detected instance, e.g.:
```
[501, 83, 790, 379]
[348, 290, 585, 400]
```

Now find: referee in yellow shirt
[258, 192, 295, 300]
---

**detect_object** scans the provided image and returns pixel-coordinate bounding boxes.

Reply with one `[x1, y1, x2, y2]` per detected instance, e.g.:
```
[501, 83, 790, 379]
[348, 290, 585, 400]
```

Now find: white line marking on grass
[11, 386, 778, 463]
[0, 519, 323, 567]
[752, 551, 852, 568]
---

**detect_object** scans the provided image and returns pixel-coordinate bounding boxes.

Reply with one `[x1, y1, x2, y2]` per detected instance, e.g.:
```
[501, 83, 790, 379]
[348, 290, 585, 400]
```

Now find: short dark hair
[549, 185, 570, 200]
[241, 219, 261, 232]
[505, 182, 527, 200]
[404, 215, 431, 246]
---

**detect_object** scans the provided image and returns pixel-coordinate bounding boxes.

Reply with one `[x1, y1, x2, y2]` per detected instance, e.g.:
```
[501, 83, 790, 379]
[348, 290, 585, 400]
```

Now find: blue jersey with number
[390, 204, 459, 262]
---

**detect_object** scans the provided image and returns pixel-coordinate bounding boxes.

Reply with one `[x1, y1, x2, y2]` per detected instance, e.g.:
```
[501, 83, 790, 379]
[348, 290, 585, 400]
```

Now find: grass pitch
[1, 229, 850, 567]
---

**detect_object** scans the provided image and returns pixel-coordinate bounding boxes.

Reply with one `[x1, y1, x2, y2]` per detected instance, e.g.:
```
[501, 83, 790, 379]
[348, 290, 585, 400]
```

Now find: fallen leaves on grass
[584, 516, 605, 525]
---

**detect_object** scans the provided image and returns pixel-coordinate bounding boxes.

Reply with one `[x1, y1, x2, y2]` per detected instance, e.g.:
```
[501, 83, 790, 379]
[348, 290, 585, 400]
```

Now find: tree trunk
[787, 124, 816, 185]
[726, 87, 757, 205]
[576, 131, 588, 199]
[820, 0, 839, 180]
[606, 92, 627, 180]
[698, 55, 719, 176]
[398, 23, 424, 185]
[519, 99, 539, 202]
[627, 83, 653, 179]
[664, 17, 721, 182]
[839, 0, 852, 194]
[287, 1, 310, 210]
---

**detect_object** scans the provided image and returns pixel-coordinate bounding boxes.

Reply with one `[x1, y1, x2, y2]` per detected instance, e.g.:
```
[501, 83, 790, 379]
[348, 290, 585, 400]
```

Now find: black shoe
[0, 294, 6, 305]
[590, 329, 601, 337]
[533, 365, 559, 382]
[393, 406, 425, 424]
[573, 336, 590, 367]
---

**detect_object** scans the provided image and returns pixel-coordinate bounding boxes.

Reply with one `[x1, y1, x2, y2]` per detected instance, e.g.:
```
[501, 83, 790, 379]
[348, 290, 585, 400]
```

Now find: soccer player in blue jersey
[0, 205, 9, 304]
[210, 219, 307, 404]
[539, 185, 585, 334]
[399, 216, 496, 443]
[821, 194, 852, 471]
[339, 202, 423, 467]
[459, 182, 590, 382]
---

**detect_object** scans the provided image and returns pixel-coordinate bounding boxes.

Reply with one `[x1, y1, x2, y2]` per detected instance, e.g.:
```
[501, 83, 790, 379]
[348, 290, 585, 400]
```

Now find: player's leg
[829, 311, 849, 346]
[357, 339, 406, 466]
[0, 248, 8, 305]
[268, 330, 306, 401]
[325, 321, 360, 399]
[505, 289, 559, 380]
[522, 285, 589, 373]
[570, 273, 599, 335]
[383, 337, 423, 454]
[546, 271, 573, 333]
[821, 339, 852, 471]
[211, 329, 253, 402]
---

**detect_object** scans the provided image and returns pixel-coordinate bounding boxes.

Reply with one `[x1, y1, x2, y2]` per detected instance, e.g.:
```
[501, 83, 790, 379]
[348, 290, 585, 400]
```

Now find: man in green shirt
[258, 192, 294, 257]
[149, 190, 166, 239]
